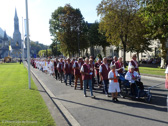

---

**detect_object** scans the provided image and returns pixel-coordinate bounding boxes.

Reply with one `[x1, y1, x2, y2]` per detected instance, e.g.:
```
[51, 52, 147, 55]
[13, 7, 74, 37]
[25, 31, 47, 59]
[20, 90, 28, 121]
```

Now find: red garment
[64, 63, 72, 74]
[101, 64, 110, 80]
[89, 63, 95, 77]
[131, 60, 139, 72]
[95, 62, 101, 75]
[58, 62, 64, 72]
[54, 61, 57, 70]
[74, 62, 83, 75]
[115, 61, 123, 74]
[82, 64, 92, 80]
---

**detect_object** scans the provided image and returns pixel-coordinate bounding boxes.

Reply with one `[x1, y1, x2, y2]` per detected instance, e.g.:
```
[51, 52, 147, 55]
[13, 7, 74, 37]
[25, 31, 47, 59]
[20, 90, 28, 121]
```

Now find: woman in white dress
[43, 59, 48, 73]
[108, 65, 120, 102]
[49, 60, 55, 76]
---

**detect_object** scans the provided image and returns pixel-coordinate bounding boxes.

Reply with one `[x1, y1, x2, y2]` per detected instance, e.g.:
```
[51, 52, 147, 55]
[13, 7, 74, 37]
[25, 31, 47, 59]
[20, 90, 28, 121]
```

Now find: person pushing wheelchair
[125, 65, 144, 97]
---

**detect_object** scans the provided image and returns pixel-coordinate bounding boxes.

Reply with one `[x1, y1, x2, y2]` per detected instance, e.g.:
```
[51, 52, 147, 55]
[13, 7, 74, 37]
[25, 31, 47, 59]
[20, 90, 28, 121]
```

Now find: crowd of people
[31, 54, 144, 102]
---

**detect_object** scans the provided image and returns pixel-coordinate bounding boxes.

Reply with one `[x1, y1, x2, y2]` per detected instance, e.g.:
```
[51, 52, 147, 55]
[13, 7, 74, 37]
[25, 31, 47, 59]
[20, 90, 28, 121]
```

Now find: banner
[9, 45, 12, 52]
[24, 19, 27, 37]
[22, 41, 26, 48]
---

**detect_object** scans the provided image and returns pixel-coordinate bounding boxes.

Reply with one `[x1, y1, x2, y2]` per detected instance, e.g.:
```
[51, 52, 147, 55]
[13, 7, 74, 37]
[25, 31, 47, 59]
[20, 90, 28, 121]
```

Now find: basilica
[0, 9, 27, 59]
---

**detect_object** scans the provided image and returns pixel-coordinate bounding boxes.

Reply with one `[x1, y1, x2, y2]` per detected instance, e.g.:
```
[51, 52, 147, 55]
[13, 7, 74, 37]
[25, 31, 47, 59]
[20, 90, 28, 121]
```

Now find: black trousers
[55, 69, 59, 80]
[59, 71, 64, 82]
[131, 81, 144, 95]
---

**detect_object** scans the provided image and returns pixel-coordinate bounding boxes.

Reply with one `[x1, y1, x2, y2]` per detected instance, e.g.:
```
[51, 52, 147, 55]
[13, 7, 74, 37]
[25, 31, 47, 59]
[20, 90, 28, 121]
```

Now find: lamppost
[25, 0, 31, 89]
[77, 26, 80, 57]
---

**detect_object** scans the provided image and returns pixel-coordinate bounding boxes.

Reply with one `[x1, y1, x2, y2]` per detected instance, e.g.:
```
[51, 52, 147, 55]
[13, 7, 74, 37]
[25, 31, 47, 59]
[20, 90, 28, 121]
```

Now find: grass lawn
[0, 63, 55, 126]
[125, 66, 165, 76]
[139, 67, 165, 76]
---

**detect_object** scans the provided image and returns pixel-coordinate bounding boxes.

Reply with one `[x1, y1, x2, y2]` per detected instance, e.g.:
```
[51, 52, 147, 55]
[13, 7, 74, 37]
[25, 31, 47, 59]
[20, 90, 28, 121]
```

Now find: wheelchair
[119, 72, 152, 103]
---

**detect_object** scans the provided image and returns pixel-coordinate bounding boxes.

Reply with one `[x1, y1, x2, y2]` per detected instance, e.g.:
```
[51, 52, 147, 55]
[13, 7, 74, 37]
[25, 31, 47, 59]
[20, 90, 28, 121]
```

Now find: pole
[25, 0, 31, 89]
[22, 17, 24, 63]
[78, 31, 80, 57]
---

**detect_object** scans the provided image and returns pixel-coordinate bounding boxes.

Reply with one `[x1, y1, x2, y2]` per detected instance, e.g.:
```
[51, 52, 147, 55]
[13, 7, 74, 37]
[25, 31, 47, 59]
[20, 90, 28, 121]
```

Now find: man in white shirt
[125, 66, 144, 96]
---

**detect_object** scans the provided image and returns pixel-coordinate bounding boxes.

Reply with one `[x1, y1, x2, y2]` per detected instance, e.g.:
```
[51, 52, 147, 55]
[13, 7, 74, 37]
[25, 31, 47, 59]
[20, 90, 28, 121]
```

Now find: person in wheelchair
[125, 65, 144, 96]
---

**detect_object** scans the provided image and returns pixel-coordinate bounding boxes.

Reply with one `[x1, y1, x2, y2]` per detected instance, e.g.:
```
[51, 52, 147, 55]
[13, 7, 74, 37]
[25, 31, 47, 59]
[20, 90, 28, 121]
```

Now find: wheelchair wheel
[120, 84, 127, 98]
[145, 94, 152, 103]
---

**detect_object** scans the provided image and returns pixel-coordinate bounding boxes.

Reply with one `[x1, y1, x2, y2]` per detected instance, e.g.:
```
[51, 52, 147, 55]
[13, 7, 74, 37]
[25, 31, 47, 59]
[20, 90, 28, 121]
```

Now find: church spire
[13, 8, 21, 47]
[14, 8, 18, 20]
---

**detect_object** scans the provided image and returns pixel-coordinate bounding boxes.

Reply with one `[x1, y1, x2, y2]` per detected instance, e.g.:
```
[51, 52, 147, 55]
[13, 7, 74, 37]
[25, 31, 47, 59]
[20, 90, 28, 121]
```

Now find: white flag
[9, 45, 13, 52]
[22, 41, 26, 48]
[24, 19, 27, 37]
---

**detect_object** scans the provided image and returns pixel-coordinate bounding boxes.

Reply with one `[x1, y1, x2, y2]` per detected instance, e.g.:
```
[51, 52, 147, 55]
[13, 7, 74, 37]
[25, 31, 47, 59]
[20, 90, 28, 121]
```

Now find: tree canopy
[138, 0, 168, 62]
[49, 4, 88, 57]
[97, 0, 142, 66]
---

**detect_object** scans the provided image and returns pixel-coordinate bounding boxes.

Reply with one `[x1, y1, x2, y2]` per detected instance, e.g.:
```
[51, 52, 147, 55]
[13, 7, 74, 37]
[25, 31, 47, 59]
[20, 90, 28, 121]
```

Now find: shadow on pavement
[53, 97, 168, 125]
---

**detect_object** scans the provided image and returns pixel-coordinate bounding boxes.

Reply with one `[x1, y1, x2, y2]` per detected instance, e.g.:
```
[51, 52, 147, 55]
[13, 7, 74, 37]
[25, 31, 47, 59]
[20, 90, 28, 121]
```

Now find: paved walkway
[31, 66, 168, 126]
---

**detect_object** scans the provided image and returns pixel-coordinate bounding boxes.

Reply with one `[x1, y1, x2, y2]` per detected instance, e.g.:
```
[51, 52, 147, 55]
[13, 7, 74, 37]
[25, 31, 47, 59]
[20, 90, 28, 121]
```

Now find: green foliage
[138, 0, 168, 60]
[97, 53, 103, 60]
[49, 4, 89, 56]
[97, 0, 140, 66]
[0, 63, 55, 126]
[88, 22, 110, 55]
[126, 14, 152, 53]
[38, 49, 52, 57]
[30, 41, 48, 57]
[50, 39, 61, 56]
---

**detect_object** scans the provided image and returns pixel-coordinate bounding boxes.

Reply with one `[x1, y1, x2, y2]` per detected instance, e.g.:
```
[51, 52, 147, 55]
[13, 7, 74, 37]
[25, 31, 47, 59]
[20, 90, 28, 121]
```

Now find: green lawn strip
[139, 67, 165, 76]
[0, 63, 55, 126]
[125, 66, 165, 76]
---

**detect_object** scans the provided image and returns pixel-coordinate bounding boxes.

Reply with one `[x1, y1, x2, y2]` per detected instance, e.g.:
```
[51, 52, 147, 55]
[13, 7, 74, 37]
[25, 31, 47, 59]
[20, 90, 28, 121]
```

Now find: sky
[0, 0, 102, 45]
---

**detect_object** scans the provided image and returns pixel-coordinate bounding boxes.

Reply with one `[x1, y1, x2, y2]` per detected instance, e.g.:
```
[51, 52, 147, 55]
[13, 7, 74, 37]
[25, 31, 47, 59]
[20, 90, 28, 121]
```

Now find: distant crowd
[31, 54, 144, 102]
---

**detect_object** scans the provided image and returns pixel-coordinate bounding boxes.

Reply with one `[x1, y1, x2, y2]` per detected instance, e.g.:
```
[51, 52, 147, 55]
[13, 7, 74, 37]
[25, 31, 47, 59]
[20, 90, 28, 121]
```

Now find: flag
[24, 19, 27, 37]
[22, 41, 26, 48]
[9, 45, 12, 52]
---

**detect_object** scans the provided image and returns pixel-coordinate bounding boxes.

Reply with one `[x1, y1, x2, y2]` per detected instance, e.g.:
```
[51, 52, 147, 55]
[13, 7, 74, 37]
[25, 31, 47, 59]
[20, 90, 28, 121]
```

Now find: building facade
[0, 9, 27, 59]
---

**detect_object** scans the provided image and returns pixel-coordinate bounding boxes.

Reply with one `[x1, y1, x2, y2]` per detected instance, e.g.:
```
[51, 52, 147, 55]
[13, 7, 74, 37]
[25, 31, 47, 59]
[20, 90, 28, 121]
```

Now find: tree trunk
[137, 51, 139, 63]
[103, 46, 106, 57]
[160, 38, 167, 68]
[123, 44, 126, 68]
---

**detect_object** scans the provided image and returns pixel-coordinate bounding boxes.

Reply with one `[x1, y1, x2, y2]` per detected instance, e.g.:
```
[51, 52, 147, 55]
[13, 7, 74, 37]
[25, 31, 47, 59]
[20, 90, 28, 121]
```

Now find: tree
[49, 4, 89, 57]
[126, 14, 152, 61]
[88, 22, 110, 57]
[138, 0, 168, 67]
[30, 41, 48, 57]
[38, 49, 52, 57]
[50, 38, 61, 56]
[97, 0, 139, 66]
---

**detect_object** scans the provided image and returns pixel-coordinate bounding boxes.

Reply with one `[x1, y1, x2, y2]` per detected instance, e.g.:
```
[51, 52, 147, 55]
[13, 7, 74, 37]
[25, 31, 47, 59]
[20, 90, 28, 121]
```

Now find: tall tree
[138, 0, 168, 67]
[50, 38, 61, 56]
[49, 4, 88, 57]
[127, 14, 152, 61]
[88, 22, 110, 56]
[97, 0, 139, 66]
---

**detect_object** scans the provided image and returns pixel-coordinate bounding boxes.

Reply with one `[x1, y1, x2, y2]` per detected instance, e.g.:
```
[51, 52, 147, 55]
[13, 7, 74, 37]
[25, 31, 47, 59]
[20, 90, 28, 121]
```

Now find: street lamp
[77, 25, 80, 57]
[25, 0, 31, 89]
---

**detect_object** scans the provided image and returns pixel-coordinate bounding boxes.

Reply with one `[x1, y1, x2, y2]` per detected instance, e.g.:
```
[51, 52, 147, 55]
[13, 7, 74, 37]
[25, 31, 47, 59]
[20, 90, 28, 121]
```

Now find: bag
[165, 79, 168, 89]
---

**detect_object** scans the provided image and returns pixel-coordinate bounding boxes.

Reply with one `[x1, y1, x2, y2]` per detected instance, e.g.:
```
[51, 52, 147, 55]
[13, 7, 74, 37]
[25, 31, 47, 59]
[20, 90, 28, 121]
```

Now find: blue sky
[0, 0, 102, 45]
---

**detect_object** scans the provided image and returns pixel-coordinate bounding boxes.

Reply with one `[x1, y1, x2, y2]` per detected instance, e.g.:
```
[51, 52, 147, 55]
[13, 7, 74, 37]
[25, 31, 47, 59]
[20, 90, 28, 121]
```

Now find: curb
[25, 63, 81, 126]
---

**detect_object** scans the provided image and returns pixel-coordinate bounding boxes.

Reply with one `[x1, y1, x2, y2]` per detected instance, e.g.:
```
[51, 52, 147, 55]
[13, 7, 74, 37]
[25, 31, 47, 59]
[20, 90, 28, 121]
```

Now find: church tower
[13, 8, 21, 48]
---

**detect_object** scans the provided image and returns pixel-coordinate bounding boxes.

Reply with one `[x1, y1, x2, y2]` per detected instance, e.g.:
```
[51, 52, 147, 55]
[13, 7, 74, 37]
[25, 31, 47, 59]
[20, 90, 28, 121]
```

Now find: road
[32, 67, 168, 126]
